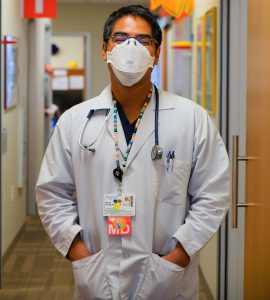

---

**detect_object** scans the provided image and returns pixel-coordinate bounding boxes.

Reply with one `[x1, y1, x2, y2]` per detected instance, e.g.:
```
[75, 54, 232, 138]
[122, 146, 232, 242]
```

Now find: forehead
[112, 15, 152, 35]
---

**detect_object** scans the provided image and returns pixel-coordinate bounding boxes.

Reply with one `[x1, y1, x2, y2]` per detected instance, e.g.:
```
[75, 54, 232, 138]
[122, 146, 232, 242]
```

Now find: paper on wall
[69, 75, 84, 90]
[53, 69, 68, 77]
[52, 77, 69, 90]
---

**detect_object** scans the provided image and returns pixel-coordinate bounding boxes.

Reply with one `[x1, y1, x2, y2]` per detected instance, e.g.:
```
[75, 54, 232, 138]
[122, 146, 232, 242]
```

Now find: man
[36, 5, 230, 300]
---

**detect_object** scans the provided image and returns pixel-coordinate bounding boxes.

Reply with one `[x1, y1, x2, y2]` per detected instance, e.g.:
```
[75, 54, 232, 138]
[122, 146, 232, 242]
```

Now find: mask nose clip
[128, 38, 137, 46]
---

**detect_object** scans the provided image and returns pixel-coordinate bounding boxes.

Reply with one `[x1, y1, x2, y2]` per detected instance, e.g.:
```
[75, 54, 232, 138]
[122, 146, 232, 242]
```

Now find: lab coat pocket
[137, 253, 185, 300]
[72, 250, 111, 300]
[153, 158, 190, 205]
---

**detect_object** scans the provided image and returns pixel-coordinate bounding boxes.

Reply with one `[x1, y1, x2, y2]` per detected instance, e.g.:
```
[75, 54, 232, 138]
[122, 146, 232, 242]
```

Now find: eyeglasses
[111, 32, 158, 47]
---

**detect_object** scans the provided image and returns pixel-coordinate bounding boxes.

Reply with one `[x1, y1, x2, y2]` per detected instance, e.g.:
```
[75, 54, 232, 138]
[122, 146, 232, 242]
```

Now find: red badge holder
[108, 216, 132, 236]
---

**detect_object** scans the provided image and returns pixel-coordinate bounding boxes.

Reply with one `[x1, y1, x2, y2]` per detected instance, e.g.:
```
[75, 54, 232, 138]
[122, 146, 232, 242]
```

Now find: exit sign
[22, 0, 57, 19]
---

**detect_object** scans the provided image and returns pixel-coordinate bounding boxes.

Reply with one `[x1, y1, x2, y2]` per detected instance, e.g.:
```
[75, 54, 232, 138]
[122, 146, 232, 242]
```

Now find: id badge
[108, 216, 132, 236]
[103, 193, 135, 216]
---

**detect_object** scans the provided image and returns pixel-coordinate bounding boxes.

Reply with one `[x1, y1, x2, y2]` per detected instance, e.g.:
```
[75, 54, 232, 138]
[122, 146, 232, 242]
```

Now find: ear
[102, 42, 108, 62]
[154, 46, 161, 65]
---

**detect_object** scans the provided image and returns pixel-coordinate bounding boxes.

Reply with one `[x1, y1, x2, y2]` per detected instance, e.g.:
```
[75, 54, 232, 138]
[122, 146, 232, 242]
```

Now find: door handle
[232, 135, 258, 228]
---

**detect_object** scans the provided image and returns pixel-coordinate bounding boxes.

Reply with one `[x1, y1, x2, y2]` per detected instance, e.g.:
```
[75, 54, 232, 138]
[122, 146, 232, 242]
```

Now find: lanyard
[112, 89, 153, 185]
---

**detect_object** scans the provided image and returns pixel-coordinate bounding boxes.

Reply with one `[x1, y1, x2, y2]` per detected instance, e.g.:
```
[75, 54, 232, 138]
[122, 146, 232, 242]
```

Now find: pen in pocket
[166, 151, 171, 171]
[170, 151, 175, 172]
[166, 151, 175, 172]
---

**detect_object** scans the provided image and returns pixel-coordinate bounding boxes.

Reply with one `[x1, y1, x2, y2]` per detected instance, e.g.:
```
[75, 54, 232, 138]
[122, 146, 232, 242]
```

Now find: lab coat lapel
[125, 87, 175, 170]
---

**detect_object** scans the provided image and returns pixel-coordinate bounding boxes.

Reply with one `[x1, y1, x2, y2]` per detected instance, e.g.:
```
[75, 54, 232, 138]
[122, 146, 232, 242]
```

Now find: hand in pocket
[162, 243, 190, 268]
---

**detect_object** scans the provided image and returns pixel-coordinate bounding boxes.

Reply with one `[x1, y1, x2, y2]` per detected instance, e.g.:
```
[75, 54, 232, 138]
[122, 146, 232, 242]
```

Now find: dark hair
[103, 5, 162, 47]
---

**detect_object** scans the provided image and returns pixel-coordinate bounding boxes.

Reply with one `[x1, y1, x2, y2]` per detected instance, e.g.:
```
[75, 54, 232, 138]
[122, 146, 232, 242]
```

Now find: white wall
[1, 0, 29, 254]
[52, 4, 125, 98]
[51, 36, 84, 69]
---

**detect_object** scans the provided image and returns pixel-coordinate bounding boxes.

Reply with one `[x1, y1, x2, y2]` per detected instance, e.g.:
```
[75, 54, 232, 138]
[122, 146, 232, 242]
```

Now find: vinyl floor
[0, 216, 211, 300]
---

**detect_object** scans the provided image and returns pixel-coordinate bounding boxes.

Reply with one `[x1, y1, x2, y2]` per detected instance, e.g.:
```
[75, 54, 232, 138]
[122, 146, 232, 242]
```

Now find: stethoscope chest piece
[151, 145, 163, 160]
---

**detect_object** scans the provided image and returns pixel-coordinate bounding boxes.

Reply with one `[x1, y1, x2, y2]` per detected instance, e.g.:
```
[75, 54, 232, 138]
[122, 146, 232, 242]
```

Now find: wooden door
[244, 0, 270, 297]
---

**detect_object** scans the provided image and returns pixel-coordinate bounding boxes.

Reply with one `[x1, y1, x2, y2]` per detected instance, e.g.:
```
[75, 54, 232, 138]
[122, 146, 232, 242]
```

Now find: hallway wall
[51, 36, 85, 69]
[52, 4, 124, 98]
[192, 1, 221, 298]
[1, 0, 29, 255]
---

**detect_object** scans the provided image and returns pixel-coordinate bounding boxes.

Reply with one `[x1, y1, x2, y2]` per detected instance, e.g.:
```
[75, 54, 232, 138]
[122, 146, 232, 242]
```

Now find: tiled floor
[0, 216, 212, 300]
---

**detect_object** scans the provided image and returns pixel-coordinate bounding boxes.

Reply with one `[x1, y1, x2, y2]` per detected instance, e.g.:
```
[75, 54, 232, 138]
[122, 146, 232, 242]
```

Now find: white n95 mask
[106, 38, 155, 87]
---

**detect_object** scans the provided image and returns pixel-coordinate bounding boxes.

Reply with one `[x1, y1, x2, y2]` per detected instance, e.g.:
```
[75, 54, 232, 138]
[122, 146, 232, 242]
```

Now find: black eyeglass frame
[110, 32, 158, 47]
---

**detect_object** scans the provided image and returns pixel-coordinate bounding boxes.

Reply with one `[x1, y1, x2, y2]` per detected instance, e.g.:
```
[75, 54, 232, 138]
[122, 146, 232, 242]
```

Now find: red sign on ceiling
[22, 0, 57, 19]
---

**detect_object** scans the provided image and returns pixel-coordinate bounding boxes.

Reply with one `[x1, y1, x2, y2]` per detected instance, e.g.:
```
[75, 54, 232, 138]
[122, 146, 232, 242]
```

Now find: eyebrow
[112, 31, 128, 36]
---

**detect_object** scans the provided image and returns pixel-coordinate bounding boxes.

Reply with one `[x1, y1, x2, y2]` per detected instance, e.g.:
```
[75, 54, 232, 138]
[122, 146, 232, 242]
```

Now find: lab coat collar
[89, 85, 114, 110]
[89, 84, 175, 111]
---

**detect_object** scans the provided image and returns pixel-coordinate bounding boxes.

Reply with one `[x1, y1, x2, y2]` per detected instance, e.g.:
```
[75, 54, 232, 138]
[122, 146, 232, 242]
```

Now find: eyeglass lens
[112, 33, 153, 46]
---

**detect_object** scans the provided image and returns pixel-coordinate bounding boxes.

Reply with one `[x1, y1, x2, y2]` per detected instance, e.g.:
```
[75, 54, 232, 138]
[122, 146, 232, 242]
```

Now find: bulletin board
[52, 68, 85, 114]
[52, 69, 85, 93]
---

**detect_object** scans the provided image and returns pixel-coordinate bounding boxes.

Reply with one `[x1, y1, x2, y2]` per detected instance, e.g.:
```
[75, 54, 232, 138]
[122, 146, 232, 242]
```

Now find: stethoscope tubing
[79, 85, 161, 154]
[78, 109, 110, 152]
[154, 85, 159, 146]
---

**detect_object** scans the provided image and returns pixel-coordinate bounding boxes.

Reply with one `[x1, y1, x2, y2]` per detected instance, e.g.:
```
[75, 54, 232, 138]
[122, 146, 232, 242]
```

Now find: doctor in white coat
[36, 5, 230, 300]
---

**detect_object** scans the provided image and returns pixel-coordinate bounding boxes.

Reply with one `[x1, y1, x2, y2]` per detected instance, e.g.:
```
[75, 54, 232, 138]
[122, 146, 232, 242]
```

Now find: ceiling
[57, 0, 149, 5]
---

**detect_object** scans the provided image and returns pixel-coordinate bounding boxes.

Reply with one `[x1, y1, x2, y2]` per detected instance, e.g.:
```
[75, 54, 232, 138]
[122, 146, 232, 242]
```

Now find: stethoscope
[78, 108, 110, 152]
[78, 85, 163, 160]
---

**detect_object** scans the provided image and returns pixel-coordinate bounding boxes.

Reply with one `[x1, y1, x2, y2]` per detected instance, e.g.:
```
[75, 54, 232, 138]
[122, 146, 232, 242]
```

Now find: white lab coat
[36, 85, 231, 300]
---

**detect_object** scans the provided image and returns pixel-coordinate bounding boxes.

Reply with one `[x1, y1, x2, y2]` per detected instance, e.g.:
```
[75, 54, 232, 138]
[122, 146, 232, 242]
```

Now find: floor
[0, 216, 212, 300]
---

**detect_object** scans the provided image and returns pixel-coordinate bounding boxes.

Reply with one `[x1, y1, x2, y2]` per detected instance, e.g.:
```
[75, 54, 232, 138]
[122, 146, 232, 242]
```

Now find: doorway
[51, 32, 91, 116]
